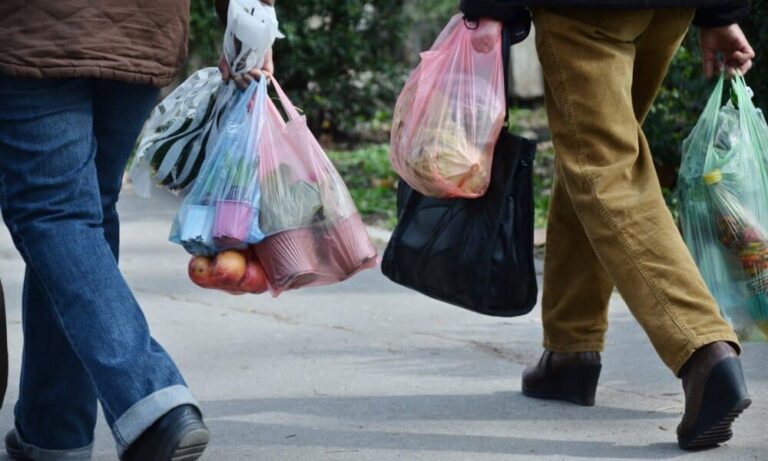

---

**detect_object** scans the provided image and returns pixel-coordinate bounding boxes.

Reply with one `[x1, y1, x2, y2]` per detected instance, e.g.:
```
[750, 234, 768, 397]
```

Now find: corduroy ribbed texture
[531, 7, 740, 375]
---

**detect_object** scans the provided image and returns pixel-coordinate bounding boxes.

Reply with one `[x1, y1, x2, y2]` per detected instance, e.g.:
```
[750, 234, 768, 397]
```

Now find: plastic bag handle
[731, 71, 768, 182]
[233, 77, 262, 115]
[245, 74, 269, 156]
[268, 76, 303, 122]
[692, 73, 727, 173]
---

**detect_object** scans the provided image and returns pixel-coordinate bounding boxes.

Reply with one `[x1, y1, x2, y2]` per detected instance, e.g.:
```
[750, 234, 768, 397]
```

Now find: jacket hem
[0, 63, 178, 88]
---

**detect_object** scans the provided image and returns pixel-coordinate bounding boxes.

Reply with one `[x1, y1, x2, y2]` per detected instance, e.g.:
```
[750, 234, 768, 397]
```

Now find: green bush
[186, 2, 410, 139]
[186, 1, 463, 141]
[187, 0, 223, 71]
[326, 145, 398, 228]
[272, 1, 410, 140]
[644, 32, 710, 193]
[742, 2, 768, 111]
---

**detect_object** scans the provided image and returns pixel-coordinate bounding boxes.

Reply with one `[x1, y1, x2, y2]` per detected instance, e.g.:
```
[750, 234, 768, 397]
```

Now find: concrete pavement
[0, 187, 765, 460]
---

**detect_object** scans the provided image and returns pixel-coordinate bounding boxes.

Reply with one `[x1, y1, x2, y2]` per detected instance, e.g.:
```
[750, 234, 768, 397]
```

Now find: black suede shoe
[5, 430, 33, 461]
[121, 405, 209, 461]
[522, 350, 602, 406]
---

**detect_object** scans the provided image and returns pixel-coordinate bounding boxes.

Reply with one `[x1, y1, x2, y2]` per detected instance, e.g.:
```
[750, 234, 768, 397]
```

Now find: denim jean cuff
[14, 428, 93, 461]
[112, 384, 200, 457]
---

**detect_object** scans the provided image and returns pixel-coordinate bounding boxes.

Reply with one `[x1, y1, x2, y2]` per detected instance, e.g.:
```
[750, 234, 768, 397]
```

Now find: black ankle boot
[677, 342, 751, 450]
[121, 404, 209, 461]
[522, 350, 601, 406]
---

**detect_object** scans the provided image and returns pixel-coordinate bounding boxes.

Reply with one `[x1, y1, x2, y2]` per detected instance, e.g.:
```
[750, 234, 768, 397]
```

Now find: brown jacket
[0, 0, 191, 87]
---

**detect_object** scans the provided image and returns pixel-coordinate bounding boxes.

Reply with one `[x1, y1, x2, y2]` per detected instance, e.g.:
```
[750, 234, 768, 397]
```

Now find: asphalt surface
[0, 186, 765, 460]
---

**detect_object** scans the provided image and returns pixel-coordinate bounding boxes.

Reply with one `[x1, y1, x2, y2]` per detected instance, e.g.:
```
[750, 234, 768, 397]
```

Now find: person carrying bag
[459, 0, 755, 452]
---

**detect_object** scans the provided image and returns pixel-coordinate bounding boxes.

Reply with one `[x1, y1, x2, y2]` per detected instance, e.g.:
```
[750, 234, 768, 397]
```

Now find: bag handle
[731, 72, 768, 185]
[689, 73, 726, 169]
[268, 76, 303, 122]
[244, 74, 269, 157]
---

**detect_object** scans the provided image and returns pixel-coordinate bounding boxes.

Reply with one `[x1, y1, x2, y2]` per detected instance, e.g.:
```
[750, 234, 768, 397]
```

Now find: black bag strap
[461, 3, 531, 113]
[0, 279, 8, 409]
[500, 9, 531, 119]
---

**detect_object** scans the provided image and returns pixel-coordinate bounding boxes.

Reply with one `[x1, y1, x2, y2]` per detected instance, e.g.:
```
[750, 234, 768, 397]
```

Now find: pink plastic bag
[391, 15, 506, 198]
[253, 78, 378, 296]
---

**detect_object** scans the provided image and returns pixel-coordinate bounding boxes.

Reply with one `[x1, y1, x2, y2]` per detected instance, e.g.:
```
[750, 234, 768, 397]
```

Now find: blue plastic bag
[170, 76, 268, 256]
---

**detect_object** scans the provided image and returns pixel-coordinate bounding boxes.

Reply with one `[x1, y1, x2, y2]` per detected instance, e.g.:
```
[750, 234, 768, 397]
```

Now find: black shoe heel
[678, 358, 751, 450]
[523, 363, 601, 406]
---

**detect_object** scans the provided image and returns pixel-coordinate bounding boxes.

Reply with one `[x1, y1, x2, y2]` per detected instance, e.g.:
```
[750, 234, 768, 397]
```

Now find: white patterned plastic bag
[130, 68, 237, 196]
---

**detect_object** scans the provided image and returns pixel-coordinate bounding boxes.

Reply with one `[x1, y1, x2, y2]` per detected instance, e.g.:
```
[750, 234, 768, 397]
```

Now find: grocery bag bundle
[678, 74, 768, 341]
[169, 76, 376, 296]
[132, 0, 376, 297]
[390, 15, 507, 199]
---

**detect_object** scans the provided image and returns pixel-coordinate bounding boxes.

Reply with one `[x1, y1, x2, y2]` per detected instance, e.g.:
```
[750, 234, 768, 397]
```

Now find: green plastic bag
[678, 74, 768, 341]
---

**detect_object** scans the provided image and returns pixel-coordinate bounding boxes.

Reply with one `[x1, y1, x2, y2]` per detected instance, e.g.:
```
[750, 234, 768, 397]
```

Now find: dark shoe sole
[123, 409, 210, 461]
[522, 363, 601, 406]
[6, 445, 32, 461]
[171, 426, 209, 461]
[678, 358, 751, 451]
[5, 430, 32, 461]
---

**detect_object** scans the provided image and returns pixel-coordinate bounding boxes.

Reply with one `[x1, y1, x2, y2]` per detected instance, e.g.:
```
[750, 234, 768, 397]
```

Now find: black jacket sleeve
[460, 0, 750, 27]
[216, 0, 229, 26]
[693, 0, 751, 27]
[459, 0, 523, 21]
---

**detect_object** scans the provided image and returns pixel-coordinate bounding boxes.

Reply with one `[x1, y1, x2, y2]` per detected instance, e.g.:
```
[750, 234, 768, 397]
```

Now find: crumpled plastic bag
[223, 0, 284, 76]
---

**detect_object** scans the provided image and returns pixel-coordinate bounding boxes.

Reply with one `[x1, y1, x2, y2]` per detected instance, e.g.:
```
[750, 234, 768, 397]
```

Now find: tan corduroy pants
[531, 7, 739, 374]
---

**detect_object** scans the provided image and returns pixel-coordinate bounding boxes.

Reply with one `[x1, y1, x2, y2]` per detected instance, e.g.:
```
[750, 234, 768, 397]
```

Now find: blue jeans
[0, 75, 199, 459]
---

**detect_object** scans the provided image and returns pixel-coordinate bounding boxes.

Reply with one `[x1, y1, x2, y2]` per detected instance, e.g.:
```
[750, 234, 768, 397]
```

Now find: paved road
[0, 187, 765, 460]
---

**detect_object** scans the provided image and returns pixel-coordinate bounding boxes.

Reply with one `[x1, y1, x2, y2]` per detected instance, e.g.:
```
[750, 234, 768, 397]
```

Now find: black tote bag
[381, 130, 538, 317]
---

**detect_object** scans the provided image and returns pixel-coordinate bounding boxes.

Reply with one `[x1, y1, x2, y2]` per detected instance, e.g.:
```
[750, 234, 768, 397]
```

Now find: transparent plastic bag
[130, 68, 237, 196]
[170, 76, 268, 256]
[253, 78, 378, 296]
[390, 15, 506, 198]
[678, 74, 768, 341]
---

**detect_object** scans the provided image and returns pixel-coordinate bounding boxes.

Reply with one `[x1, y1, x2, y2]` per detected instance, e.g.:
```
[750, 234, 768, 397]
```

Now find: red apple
[188, 256, 214, 288]
[239, 259, 269, 294]
[211, 250, 247, 290]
